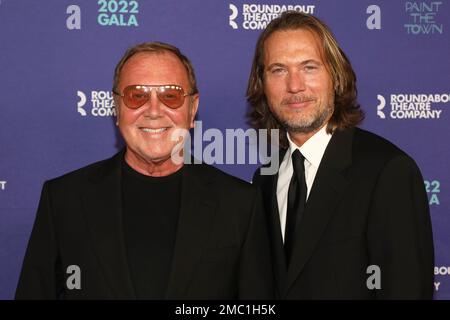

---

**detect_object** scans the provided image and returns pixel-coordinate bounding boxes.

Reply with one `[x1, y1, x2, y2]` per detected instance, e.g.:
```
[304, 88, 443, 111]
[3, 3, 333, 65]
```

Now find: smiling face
[263, 28, 334, 140]
[116, 51, 198, 175]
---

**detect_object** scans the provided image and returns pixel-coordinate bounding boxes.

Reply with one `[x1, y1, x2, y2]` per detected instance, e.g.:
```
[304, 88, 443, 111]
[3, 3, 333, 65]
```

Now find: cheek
[264, 81, 284, 101]
[119, 109, 142, 127]
[304, 75, 320, 88]
[166, 108, 191, 128]
[310, 74, 333, 94]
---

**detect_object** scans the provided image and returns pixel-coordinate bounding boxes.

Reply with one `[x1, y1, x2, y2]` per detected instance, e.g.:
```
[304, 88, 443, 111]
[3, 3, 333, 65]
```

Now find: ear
[189, 94, 199, 129]
[114, 98, 120, 126]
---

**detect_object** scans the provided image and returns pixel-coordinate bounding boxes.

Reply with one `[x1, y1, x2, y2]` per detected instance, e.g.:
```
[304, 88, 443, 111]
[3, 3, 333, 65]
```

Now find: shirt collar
[287, 125, 333, 169]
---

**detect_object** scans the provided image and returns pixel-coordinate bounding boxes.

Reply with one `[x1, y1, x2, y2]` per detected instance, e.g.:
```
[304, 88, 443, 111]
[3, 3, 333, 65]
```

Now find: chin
[140, 150, 172, 162]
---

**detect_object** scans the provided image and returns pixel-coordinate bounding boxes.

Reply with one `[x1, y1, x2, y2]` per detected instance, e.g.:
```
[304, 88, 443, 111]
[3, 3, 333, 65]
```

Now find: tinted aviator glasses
[113, 84, 192, 109]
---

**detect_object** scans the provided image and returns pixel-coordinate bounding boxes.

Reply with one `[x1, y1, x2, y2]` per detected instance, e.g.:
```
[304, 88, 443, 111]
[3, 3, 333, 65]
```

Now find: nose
[142, 89, 163, 118]
[286, 71, 306, 93]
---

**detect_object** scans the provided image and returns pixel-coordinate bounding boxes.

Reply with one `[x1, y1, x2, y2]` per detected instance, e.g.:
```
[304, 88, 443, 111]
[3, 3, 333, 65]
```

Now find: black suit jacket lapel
[256, 149, 287, 298]
[165, 163, 218, 299]
[284, 128, 354, 296]
[81, 150, 136, 299]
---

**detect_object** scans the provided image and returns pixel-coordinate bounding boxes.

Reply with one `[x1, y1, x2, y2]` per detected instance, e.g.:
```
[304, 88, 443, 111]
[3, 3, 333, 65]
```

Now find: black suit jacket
[253, 127, 434, 299]
[16, 151, 273, 299]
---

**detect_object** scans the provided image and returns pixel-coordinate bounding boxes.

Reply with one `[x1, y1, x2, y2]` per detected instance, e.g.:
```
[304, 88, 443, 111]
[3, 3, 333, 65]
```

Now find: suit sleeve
[238, 188, 274, 299]
[15, 181, 63, 299]
[367, 155, 434, 299]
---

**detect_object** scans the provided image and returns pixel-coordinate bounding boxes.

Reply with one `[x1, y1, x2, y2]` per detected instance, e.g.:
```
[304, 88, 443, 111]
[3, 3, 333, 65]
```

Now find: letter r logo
[229, 4, 238, 29]
[377, 94, 386, 119]
[77, 91, 87, 116]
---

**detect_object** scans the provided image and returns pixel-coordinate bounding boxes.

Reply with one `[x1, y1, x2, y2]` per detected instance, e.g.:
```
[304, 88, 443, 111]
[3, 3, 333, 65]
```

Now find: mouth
[283, 96, 317, 108]
[139, 127, 170, 134]
[285, 100, 315, 109]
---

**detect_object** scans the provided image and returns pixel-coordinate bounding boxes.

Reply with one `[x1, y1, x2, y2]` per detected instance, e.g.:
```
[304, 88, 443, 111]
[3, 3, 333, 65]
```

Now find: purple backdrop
[0, 0, 448, 299]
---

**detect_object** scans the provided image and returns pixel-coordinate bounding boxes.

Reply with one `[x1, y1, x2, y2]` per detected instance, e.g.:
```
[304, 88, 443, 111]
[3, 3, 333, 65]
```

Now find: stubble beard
[270, 96, 334, 134]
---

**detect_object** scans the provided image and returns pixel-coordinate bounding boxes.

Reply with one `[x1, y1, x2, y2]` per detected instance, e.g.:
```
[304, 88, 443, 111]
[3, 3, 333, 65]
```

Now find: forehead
[120, 51, 189, 87]
[263, 28, 325, 64]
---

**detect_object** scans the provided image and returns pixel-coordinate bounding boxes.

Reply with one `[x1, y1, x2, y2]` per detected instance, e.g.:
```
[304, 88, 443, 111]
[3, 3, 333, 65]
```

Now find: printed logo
[404, 1, 444, 35]
[376, 95, 386, 119]
[434, 266, 450, 291]
[98, 0, 139, 27]
[77, 90, 116, 117]
[229, 4, 239, 29]
[228, 3, 316, 30]
[425, 179, 440, 206]
[0, 181, 6, 190]
[77, 91, 87, 116]
[376, 93, 446, 119]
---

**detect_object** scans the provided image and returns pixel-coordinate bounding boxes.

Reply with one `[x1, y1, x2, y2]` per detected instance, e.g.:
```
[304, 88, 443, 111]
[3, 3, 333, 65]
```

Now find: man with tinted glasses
[16, 42, 273, 299]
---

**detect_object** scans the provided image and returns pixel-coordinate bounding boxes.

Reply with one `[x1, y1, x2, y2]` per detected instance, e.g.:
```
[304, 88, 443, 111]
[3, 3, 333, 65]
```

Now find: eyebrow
[300, 59, 322, 66]
[266, 63, 285, 70]
[266, 59, 322, 70]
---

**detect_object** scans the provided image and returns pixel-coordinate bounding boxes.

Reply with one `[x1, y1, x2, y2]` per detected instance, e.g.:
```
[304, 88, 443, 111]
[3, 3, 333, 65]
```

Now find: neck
[288, 123, 328, 148]
[124, 148, 184, 177]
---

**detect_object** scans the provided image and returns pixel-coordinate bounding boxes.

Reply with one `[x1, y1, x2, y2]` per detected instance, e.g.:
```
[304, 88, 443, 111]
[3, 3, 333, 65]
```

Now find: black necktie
[284, 149, 307, 266]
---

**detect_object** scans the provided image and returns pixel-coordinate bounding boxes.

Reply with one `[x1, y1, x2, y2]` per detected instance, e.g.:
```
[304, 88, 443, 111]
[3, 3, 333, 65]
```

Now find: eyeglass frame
[112, 84, 194, 109]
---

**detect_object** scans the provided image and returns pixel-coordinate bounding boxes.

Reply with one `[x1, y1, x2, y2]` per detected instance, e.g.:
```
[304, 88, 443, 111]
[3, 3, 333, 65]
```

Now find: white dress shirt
[277, 125, 333, 242]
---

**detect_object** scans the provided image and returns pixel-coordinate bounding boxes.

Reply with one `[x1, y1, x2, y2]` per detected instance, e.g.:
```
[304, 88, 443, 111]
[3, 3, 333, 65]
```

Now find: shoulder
[349, 128, 424, 180]
[188, 162, 256, 192]
[45, 152, 121, 189]
[352, 127, 410, 163]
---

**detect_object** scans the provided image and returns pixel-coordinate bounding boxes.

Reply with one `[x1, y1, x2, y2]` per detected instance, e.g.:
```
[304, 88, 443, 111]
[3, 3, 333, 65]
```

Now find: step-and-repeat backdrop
[0, 0, 448, 299]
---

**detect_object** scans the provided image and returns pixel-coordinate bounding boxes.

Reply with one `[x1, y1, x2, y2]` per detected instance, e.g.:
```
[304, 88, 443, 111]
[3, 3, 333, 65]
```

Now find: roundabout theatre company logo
[229, 3, 315, 30]
[77, 90, 116, 117]
[376, 93, 447, 119]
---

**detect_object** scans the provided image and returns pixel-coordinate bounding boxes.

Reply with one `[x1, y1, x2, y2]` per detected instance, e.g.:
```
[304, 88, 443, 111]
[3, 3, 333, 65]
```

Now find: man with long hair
[248, 12, 434, 299]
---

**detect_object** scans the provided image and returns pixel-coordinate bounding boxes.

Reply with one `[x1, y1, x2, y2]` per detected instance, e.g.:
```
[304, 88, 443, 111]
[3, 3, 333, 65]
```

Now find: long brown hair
[246, 11, 364, 148]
